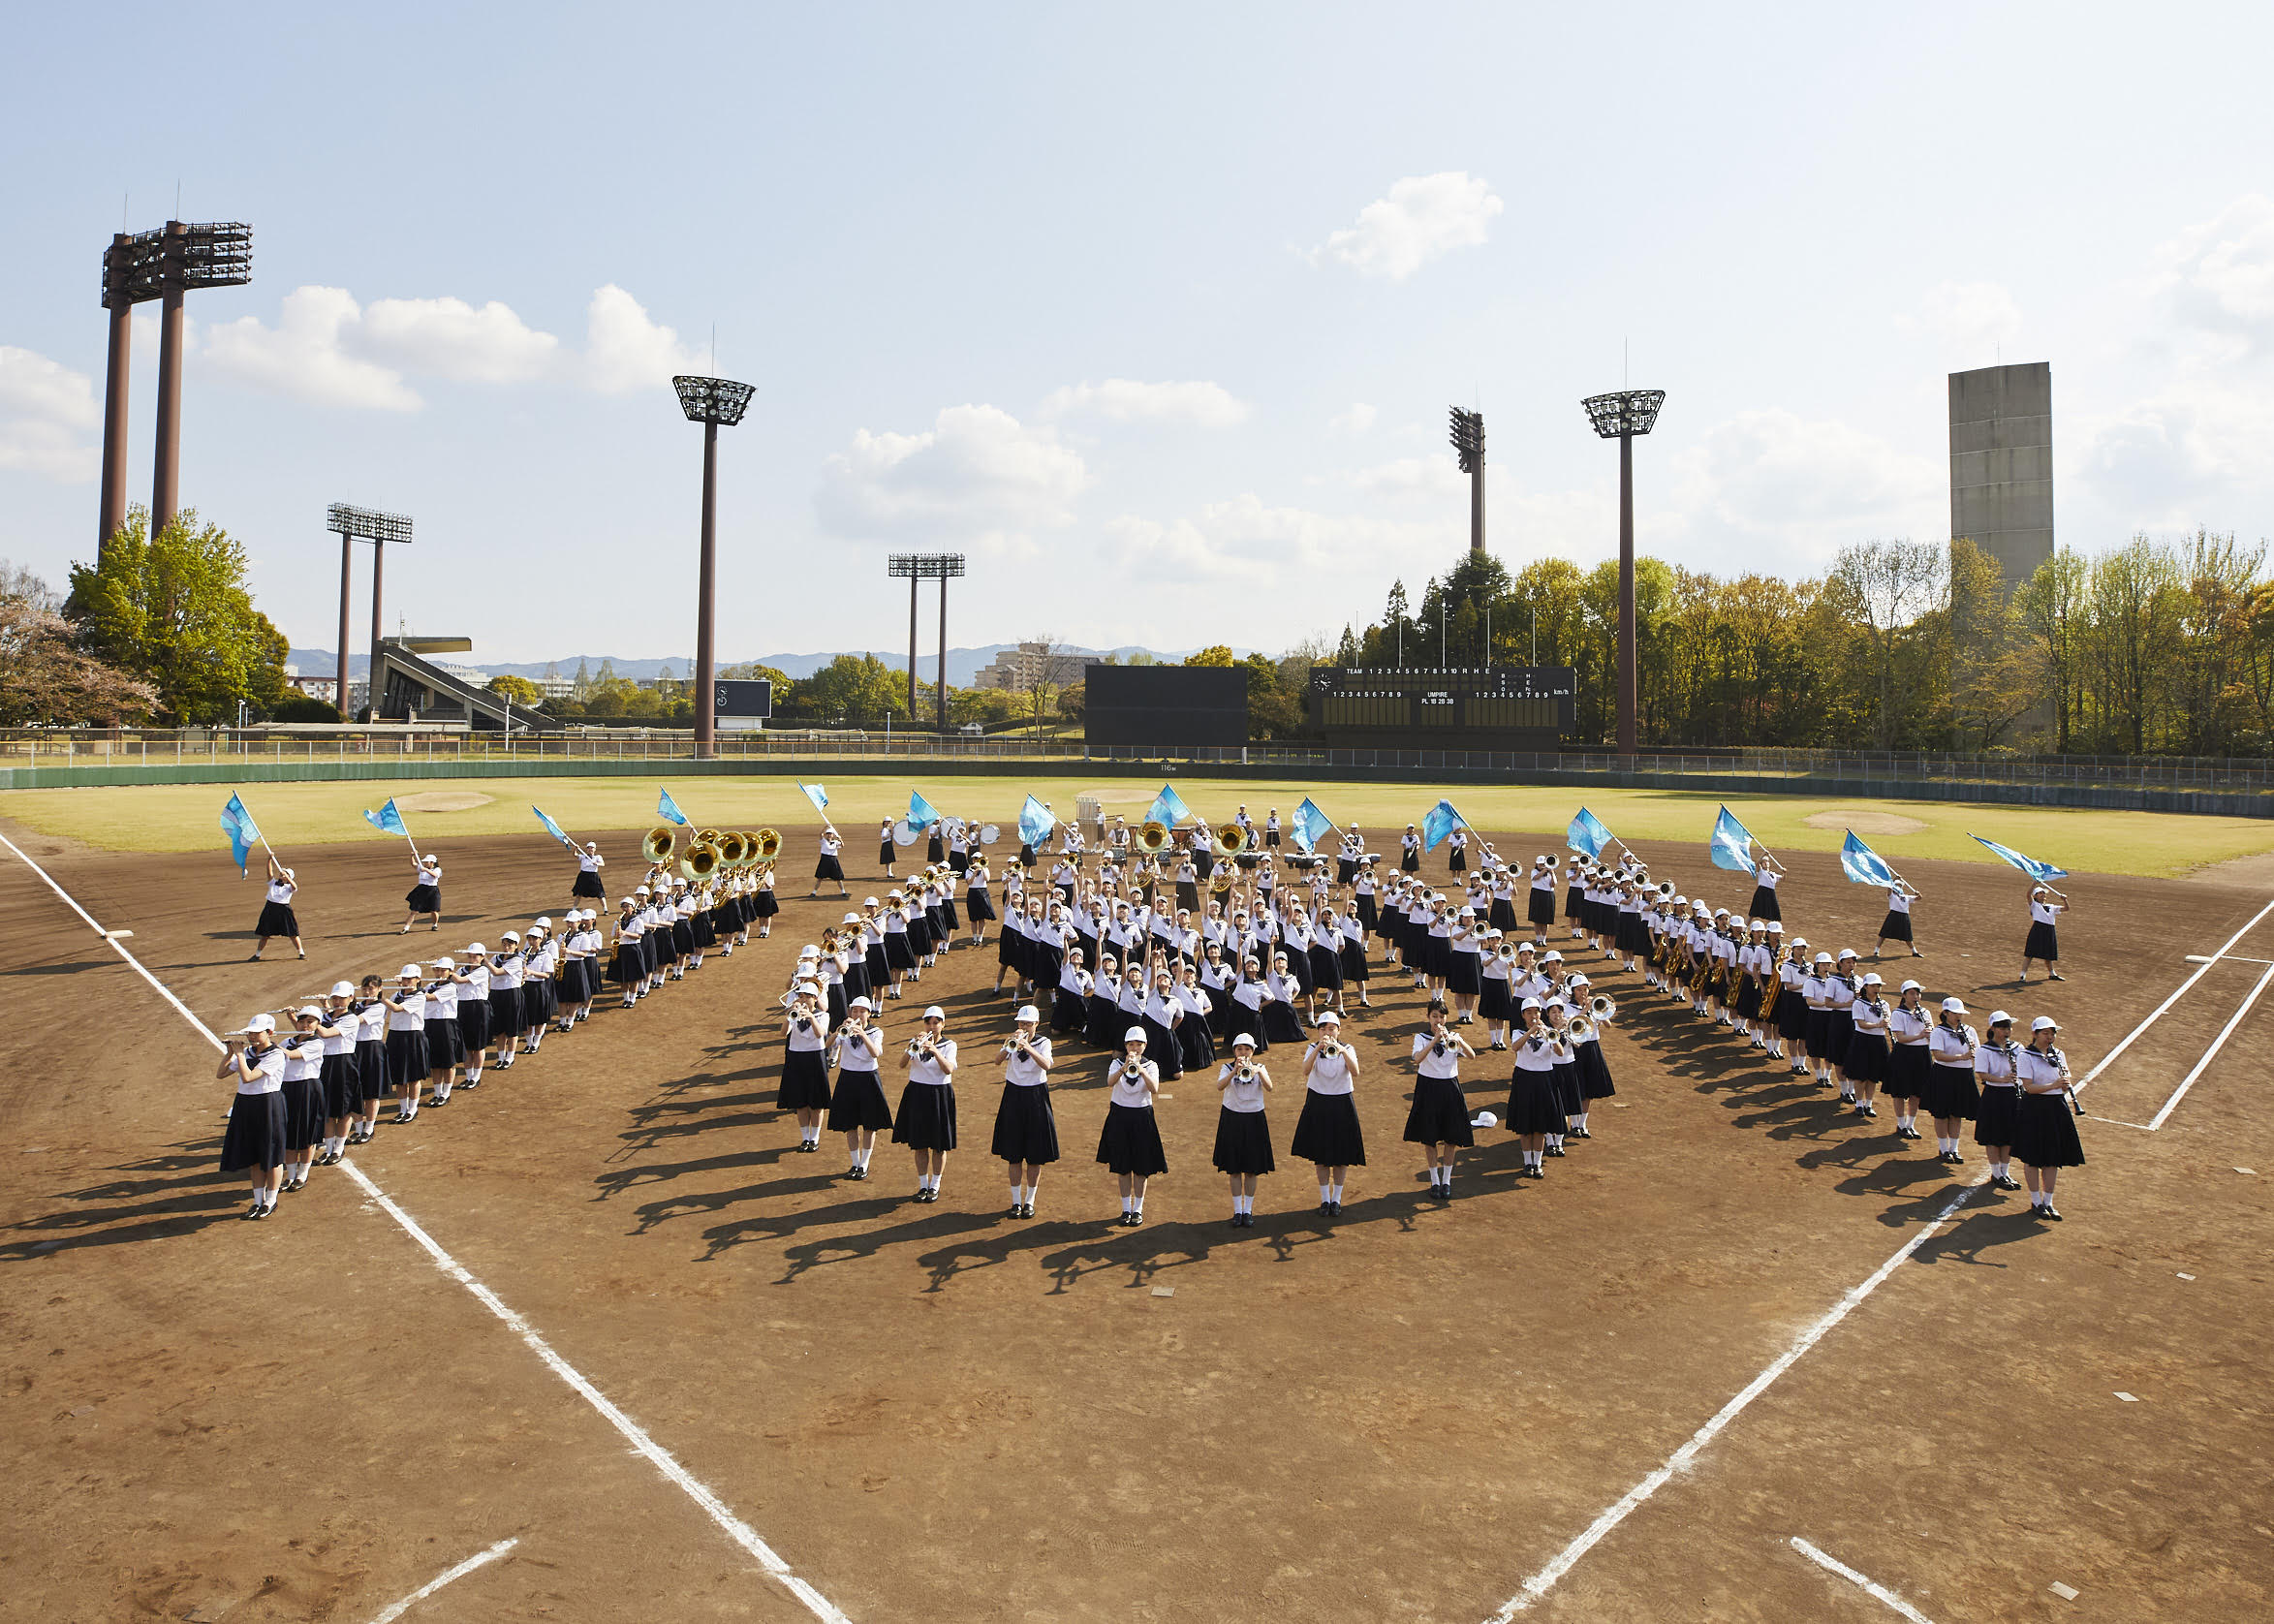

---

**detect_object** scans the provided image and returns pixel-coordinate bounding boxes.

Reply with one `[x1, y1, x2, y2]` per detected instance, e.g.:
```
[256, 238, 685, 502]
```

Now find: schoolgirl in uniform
[1099, 1027, 1168, 1225]
[1213, 1036, 1275, 1226]
[276, 1007, 333, 1192]
[453, 944, 492, 1083]
[964, 859, 996, 946]
[810, 824, 849, 899]
[217, 1013, 290, 1218]
[1446, 908, 1483, 1023]
[317, 983, 360, 1166]
[1884, 981, 1933, 1141]
[1399, 826, 1420, 875]
[1139, 968, 1185, 1083]
[1874, 877, 1923, 959]
[752, 860, 778, 940]
[1844, 973, 1890, 1118]
[1086, 953, 1126, 1050]
[381, 967, 429, 1124]
[1543, 1000, 1583, 1150]
[991, 1006, 1056, 1218]
[893, 1005, 957, 1202]
[1776, 938, 1812, 1073]
[828, 996, 892, 1179]
[572, 842, 608, 910]
[401, 853, 444, 933]
[1404, 1002, 1476, 1199]
[1174, 963, 1217, 1074]
[421, 956, 465, 1106]
[2020, 885, 2068, 982]
[1259, 953, 1305, 1048]
[1506, 1000, 1565, 1178]
[610, 899, 646, 1008]
[1291, 1011, 1364, 1213]
[350, 975, 388, 1143]
[1971, 1008, 2023, 1190]
[251, 855, 304, 960]
[1563, 859, 1586, 939]
[1052, 946, 1091, 1038]
[2013, 1015, 2084, 1218]
[1747, 854, 1783, 924]
[1732, 921, 1772, 1047]
[879, 818, 899, 878]
[488, 931, 527, 1065]
[1920, 994, 1979, 1162]
[1566, 975, 1614, 1133]
[777, 980, 832, 1152]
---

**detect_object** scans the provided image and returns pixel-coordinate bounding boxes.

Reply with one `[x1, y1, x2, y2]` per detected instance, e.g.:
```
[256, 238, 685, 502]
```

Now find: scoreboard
[1306, 667, 1575, 750]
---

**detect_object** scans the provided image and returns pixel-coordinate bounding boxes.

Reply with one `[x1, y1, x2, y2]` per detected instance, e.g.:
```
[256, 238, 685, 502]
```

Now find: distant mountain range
[288, 642, 1244, 688]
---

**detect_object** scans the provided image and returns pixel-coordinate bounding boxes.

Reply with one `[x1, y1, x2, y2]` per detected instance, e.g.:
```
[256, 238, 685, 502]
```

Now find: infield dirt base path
[3, 824, 2270, 1622]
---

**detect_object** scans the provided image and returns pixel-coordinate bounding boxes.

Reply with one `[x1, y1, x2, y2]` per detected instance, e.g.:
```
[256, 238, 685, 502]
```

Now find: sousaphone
[1137, 819, 1171, 855]
[643, 825, 682, 864]
[680, 840, 722, 882]
[752, 828, 784, 863]
[1215, 820, 1250, 855]
[715, 830, 749, 867]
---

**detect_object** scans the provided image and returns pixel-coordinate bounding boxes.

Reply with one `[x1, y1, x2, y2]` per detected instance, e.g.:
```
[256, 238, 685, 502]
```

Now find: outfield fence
[3, 730, 2271, 816]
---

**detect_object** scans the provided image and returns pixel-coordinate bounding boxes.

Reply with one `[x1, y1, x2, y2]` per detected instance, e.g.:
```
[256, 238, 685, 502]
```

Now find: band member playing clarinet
[2014, 1015, 2085, 1219]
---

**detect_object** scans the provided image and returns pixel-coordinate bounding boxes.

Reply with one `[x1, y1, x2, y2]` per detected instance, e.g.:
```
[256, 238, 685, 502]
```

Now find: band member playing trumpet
[1506, 999, 1564, 1178]
[2014, 1015, 2084, 1219]
[1885, 980, 1933, 1144]
[1292, 1010, 1364, 1214]
[2020, 884, 2068, 983]
[827, 996, 892, 1180]
[1213, 1035, 1275, 1227]
[990, 1006, 1056, 1219]
[1844, 972, 1891, 1119]
[1099, 1027, 1168, 1226]
[781, 980, 832, 1152]
[1404, 1002, 1476, 1201]
[893, 1005, 958, 1202]
[217, 1013, 290, 1219]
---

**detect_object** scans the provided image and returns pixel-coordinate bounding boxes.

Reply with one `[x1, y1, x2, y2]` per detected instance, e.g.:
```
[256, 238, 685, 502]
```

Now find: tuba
[1137, 819, 1171, 855]
[752, 828, 784, 863]
[1215, 820, 1250, 855]
[643, 825, 681, 864]
[680, 840, 721, 882]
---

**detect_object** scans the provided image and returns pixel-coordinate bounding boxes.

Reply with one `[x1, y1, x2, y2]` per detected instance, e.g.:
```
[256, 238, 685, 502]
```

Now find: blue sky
[4, 2, 2270, 663]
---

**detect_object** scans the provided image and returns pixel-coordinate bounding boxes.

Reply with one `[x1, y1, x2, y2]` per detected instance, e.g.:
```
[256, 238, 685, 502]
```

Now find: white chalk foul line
[1788, 1537, 1937, 1624]
[0, 829, 851, 1624]
[2148, 959, 2274, 1131]
[1483, 1175, 1985, 1619]
[367, 1537, 518, 1623]
[2076, 891, 2274, 1095]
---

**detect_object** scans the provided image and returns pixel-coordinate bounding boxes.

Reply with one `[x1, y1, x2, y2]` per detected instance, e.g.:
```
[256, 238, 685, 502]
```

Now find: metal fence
[5, 728, 2274, 788]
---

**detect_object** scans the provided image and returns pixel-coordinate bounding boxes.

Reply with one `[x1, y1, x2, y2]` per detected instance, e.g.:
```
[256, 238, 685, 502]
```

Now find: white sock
[1328, 1180, 1343, 1202]
[1122, 1195, 1134, 1214]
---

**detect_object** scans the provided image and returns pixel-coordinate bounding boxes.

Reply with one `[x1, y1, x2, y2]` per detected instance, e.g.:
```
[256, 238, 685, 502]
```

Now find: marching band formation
[218, 803, 2086, 1230]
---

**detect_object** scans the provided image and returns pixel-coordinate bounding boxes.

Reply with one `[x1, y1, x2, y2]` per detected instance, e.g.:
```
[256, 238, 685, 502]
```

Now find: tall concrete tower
[1948, 362, 2053, 589]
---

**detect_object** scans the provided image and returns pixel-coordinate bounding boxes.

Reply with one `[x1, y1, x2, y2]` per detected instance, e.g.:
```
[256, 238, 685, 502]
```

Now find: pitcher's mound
[1801, 808, 1927, 835]
[393, 791, 495, 813]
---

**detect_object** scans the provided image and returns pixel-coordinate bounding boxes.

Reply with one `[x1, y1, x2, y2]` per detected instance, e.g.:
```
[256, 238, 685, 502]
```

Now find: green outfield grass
[4, 775, 2271, 881]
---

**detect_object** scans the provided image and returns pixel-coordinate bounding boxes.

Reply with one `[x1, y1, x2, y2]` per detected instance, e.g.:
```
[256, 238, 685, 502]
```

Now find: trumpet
[1137, 819, 1171, 855]
[1568, 1015, 1596, 1043]
[642, 825, 681, 864]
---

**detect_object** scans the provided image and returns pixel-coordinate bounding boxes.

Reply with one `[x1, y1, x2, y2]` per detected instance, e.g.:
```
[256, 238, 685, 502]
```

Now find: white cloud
[1347, 454, 1464, 500]
[358, 296, 559, 383]
[2077, 379, 2274, 519]
[1316, 172, 1503, 281]
[1040, 378, 1249, 427]
[1670, 408, 1942, 570]
[1107, 494, 1435, 584]
[0, 344, 101, 482]
[816, 404, 1088, 545]
[1329, 402, 1376, 436]
[583, 284, 701, 393]
[201, 286, 422, 411]
[1899, 280, 2022, 363]
[2155, 194, 2274, 348]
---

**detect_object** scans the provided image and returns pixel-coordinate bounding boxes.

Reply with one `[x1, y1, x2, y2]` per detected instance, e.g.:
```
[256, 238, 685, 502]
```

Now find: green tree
[65, 506, 289, 724]
[488, 673, 544, 705]
[1184, 644, 1236, 667]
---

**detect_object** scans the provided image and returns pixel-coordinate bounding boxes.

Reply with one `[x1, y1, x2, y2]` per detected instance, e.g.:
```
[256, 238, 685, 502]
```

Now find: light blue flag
[656, 788, 690, 827]
[362, 797, 409, 839]
[1567, 806, 1614, 859]
[533, 805, 576, 851]
[1972, 833, 2069, 883]
[1144, 784, 1193, 828]
[1421, 798, 1465, 853]
[908, 790, 941, 830]
[1292, 796, 1334, 854]
[219, 793, 262, 872]
[1840, 830, 1898, 887]
[797, 781, 829, 815]
[1709, 805, 1757, 873]
[1018, 795, 1056, 846]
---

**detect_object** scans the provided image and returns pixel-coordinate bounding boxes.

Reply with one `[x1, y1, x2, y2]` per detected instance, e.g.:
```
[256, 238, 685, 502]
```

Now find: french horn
[642, 825, 681, 864]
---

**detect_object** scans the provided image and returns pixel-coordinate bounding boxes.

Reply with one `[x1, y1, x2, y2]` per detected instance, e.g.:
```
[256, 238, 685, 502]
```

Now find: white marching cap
[502, 929, 520, 942]
[240, 1012, 276, 1034]
[1014, 1005, 1039, 1023]
[849, 995, 873, 1010]
[1837, 948, 1857, 960]
[295, 1005, 323, 1020]
[1901, 979, 1922, 992]
[864, 895, 882, 906]
[1813, 952, 1833, 964]
[619, 896, 638, 907]
[1941, 996, 1967, 1014]
[1471, 1110, 1498, 1129]
[635, 885, 650, 896]
[329, 981, 355, 997]
[921, 1005, 946, 1021]
[2032, 1015, 2060, 1032]
[1542, 950, 1564, 962]
[1790, 935, 1808, 948]
[431, 956, 453, 969]
[535, 917, 552, 928]
[399, 963, 421, 979]
[1316, 1010, 1342, 1025]
[801, 944, 821, 955]
[1673, 894, 1689, 906]
[1520, 996, 1542, 1012]
[1860, 972, 1883, 984]
[1989, 1008, 2015, 1024]
[1124, 1026, 1149, 1045]
[1570, 973, 1591, 987]
[1231, 1033, 1257, 1049]
[843, 912, 862, 924]
[281, 866, 295, 880]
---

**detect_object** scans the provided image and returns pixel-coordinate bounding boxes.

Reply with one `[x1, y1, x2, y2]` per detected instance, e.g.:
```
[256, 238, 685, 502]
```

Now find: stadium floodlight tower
[327, 504, 413, 721]
[887, 553, 967, 732]
[1582, 388, 1667, 758]
[97, 219, 253, 552]
[671, 374, 756, 759]
[1449, 407, 1485, 554]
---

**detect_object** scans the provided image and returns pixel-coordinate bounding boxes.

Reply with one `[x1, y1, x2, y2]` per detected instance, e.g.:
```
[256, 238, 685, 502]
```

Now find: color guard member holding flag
[250, 854, 304, 961]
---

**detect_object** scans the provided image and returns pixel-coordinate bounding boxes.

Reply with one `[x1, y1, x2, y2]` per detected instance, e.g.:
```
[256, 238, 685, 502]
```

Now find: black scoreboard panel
[1308, 667, 1575, 748]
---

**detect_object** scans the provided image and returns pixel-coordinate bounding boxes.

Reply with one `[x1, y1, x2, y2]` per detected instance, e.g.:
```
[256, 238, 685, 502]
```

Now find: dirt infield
[3, 821, 2272, 1622]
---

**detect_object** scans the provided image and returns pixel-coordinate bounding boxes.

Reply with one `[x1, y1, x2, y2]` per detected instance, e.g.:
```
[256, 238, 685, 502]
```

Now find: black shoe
[1573, 1127, 1592, 1140]
[1229, 1213, 1243, 1228]
[1128, 1211, 1143, 1227]
[2042, 1204, 2063, 1220]
[1320, 1202, 1332, 1215]
[1019, 1203, 1034, 1219]
[2048, 972, 2066, 982]
[1545, 1145, 1566, 1158]
[1329, 1201, 1342, 1216]
[1009, 1205, 1025, 1219]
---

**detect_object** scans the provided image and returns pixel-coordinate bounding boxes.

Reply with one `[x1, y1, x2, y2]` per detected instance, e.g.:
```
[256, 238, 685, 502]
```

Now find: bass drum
[979, 823, 1002, 846]
[892, 818, 921, 848]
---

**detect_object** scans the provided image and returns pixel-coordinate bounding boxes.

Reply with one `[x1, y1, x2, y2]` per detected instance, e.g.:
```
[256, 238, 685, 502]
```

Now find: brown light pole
[888, 554, 967, 733]
[936, 575, 950, 732]
[149, 222, 187, 537]
[1581, 390, 1666, 758]
[1449, 408, 1485, 554]
[671, 375, 755, 759]
[98, 235, 134, 553]
[907, 573, 920, 718]
[329, 505, 412, 722]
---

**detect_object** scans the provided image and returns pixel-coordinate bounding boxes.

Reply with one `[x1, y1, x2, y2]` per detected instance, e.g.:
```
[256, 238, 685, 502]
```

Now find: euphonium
[753, 828, 783, 862]
[1137, 819, 1170, 855]
[1209, 869, 1235, 893]
[642, 825, 681, 864]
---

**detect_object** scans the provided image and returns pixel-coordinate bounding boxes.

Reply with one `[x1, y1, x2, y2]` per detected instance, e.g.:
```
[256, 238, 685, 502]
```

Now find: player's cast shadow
[0, 1146, 242, 1260]
[1907, 1201, 2045, 1265]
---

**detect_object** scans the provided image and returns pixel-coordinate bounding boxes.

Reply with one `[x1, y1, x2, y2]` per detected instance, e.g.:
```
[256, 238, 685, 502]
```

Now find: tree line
[1342, 530, 2274, 756]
